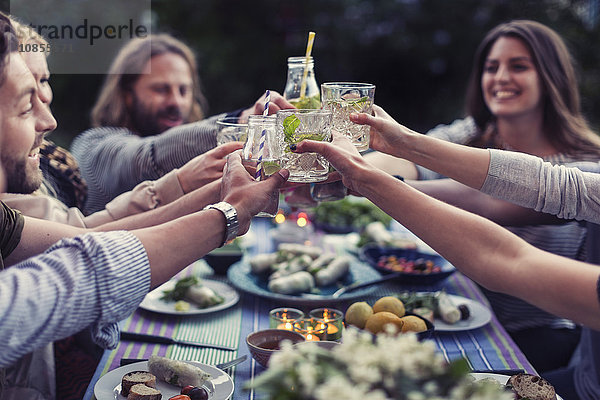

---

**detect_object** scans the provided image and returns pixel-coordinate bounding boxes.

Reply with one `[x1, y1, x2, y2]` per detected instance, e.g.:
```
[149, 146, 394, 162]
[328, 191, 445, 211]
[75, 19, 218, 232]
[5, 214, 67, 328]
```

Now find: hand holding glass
[321, 82, 375, 151]
[276, 109, 332, 183]
[242, 115, 282, 217]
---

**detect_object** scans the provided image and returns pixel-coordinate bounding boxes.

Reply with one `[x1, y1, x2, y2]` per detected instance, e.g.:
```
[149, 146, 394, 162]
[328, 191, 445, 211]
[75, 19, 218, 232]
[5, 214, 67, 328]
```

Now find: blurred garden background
[3, 0, 600, 148]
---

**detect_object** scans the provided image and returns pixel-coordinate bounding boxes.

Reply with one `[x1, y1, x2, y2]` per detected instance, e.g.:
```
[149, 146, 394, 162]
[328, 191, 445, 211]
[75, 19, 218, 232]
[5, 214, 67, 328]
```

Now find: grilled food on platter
[249, 244, 351, 294]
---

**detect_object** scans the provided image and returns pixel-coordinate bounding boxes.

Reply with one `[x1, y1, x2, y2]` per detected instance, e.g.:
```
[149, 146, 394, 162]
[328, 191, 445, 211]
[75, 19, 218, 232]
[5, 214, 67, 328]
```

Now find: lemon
[373, 296, 405, 318]
[345, 301, 373, 329]
[400, 315, 428, 333]
[365, 311, 404, 335]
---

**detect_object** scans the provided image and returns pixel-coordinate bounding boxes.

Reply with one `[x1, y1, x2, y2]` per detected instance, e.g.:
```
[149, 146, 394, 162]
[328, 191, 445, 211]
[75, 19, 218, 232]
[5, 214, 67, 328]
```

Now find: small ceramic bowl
[360, 245, 456, 285]
[204, 249, 243, 275]
[246, 329, 306, 368]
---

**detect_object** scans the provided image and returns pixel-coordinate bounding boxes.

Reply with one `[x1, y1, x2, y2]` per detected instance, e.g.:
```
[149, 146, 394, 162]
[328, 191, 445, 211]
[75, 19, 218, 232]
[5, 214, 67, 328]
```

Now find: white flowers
[248, 327, 514, 400]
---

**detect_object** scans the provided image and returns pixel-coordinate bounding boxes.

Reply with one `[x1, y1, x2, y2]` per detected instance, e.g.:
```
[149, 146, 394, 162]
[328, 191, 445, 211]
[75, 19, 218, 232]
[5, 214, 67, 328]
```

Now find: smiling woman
[364, 19, 600, 374]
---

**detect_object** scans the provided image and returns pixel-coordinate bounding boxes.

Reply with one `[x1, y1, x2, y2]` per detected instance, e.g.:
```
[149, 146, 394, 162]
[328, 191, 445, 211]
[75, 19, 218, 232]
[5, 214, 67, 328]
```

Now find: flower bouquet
[247, 327, 513, 400]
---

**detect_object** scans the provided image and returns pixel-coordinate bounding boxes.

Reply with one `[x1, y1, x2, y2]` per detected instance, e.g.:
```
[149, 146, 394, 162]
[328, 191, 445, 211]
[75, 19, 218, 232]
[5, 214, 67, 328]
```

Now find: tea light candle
[293, 318, 327, 341]
[309, 308, 344, 341]
[269, 307, 304, 331]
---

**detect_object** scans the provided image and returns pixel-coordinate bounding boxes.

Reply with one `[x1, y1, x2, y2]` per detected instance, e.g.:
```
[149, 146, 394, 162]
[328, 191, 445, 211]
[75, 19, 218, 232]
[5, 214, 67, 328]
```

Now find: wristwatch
[203, 201, 239, 247]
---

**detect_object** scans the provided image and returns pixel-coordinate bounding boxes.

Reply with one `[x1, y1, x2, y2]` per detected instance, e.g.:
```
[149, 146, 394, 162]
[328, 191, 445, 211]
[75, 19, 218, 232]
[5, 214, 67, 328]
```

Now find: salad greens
[311, 198, 392, 230]
[161, 276, 198, 302]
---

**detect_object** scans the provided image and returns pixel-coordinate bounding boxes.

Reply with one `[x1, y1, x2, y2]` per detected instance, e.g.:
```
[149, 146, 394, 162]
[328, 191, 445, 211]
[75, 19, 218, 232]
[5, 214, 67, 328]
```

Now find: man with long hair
[72, 34, 292, 213]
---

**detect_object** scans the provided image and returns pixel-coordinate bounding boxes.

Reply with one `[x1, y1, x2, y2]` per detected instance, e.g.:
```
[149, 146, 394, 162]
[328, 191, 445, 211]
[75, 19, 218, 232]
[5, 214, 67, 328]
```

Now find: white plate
[433, 294, 492, 332]
[139, 279, 239, 315]
[94, 361, 234, 400]
[470, 373, 563, 400]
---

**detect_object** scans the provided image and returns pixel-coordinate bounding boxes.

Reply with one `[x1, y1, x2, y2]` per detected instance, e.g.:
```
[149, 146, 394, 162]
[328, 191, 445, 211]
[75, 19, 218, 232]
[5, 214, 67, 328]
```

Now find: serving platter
[227, 259, 381, 305]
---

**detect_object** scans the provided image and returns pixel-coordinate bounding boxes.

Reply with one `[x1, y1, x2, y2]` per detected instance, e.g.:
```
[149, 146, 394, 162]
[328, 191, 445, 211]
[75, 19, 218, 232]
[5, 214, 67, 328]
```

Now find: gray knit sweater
[482, 149, 600, 400]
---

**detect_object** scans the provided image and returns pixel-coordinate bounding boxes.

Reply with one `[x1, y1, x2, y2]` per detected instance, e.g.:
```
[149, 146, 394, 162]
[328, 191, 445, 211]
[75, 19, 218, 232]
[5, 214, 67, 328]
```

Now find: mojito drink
[321, 82, 375, 151]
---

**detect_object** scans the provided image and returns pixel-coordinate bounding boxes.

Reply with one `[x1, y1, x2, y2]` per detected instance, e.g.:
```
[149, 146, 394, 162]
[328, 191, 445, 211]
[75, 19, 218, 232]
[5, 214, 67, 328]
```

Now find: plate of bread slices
[470, 372, 561, 399]
[94, 355, 234, 400]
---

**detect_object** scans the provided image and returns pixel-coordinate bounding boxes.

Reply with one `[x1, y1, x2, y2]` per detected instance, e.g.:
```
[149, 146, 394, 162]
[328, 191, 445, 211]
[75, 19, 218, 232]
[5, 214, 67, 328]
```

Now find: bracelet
[203, 201, 239, 247]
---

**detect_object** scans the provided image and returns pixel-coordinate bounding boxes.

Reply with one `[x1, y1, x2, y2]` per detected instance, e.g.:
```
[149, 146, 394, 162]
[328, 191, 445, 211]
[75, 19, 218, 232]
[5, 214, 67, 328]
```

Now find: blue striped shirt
[0, 231, 150, 368]
[71, 115, 223, 214]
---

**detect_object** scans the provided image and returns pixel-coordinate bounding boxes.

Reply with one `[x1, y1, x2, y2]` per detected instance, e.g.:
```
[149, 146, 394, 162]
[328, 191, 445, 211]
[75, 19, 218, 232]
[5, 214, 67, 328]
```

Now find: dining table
[84, 218, 536, 400]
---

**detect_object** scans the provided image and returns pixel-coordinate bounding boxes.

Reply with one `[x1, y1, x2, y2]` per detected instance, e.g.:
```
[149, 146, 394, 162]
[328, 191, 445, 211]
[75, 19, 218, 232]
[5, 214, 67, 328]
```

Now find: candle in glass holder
[293, 318, 328, 341]
[269, 307, 304, 331]
[309, 308, 344, 341]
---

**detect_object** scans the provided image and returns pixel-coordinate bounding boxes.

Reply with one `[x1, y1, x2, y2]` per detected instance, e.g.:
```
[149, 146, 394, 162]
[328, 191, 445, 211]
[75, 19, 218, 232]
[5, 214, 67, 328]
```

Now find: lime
[295, 133, 325, 142]
[262, 161, 281, 176]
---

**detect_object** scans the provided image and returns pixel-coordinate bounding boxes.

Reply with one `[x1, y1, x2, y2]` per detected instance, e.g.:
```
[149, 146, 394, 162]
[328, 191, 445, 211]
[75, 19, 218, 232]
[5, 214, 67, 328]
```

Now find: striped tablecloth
[85, 219, 535, 400]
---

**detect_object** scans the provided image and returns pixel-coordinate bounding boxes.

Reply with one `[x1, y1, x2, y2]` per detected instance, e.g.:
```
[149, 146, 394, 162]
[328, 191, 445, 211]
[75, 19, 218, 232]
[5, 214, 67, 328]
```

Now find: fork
[119, 354, 248, 371]
[330, 272, 404, 298]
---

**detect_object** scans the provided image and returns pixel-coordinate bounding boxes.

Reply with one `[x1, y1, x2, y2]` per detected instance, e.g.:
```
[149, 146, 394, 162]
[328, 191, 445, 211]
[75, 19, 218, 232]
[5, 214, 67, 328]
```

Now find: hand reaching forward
[238, 90, 295, 122]
[291, 132, 377, 196]
[221, 152, 289, 235]
[350, 104, 420, 158]
[177, 142, 243, 193]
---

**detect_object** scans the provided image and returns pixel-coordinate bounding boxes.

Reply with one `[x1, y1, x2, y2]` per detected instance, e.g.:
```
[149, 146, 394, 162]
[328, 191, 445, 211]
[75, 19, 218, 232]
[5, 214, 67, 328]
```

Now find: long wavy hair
[465, 20, 600, 158]
[91, 34, 207, 129]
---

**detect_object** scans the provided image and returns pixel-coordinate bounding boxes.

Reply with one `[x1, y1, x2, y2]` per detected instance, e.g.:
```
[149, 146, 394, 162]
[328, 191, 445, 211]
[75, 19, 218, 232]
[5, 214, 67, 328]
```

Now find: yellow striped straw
[299, 31, 316, 99]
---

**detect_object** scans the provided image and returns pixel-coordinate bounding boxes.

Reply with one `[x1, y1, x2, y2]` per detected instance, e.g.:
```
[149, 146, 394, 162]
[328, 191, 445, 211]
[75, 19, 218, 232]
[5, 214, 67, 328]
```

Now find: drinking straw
[255, 90, 271, 179]
[299, 31, 316, 99]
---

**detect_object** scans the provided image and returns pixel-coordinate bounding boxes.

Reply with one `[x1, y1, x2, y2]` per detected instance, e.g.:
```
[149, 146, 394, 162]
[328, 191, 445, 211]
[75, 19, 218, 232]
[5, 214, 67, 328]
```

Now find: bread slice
[121, 371, 157, 397]
[126, 383, 162, 400]
[507, 373, 557, 400]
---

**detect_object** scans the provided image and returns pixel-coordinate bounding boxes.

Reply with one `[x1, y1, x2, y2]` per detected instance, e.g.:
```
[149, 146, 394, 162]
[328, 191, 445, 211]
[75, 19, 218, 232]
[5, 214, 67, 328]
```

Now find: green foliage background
[7, 0, 600, 148]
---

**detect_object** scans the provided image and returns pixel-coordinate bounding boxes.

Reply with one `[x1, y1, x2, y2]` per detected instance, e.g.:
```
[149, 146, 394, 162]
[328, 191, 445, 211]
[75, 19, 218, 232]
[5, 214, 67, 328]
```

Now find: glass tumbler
[216, 116, 248, 145]
[309, 308, 344, 341]
[321, 82, 375, 151]
[242, 115, 283, 217]
[269, 307, 305, 330]
[276, 109, 332, 183]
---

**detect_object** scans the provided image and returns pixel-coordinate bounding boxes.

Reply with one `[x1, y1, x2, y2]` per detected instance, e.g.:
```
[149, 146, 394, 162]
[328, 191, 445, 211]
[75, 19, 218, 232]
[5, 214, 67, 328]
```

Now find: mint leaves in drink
[283, 114, 325, 145]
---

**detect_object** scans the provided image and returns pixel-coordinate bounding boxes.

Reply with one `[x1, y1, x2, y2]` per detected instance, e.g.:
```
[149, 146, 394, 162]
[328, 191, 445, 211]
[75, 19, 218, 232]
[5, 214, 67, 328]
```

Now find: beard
[1, 154, 43, 194]
[129, 94, 187, 137]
